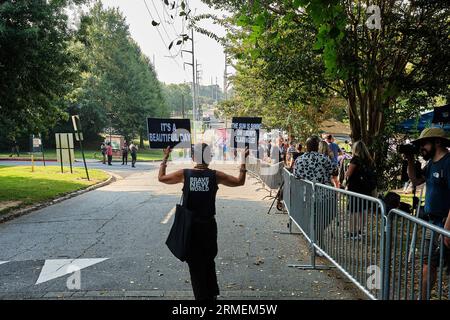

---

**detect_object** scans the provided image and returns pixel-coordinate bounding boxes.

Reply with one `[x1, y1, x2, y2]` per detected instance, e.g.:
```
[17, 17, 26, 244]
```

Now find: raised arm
[406, 154, 425, 186]
[216, 148, 249, 187]
[216, 166, 246, 187]
[158, 147, 184, 184]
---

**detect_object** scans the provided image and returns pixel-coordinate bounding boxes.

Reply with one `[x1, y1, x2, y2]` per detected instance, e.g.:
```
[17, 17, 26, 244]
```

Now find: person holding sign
[158, 143, 249, 301]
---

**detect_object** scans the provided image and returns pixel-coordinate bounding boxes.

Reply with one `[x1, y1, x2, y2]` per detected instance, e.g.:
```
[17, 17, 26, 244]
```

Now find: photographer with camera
[404, 127, 450, 300]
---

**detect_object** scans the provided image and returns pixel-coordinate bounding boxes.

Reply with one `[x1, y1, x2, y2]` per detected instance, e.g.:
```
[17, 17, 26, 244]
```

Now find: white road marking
[35, 258, 108, 285]
[0, 261, 8, 266]
[161, 206, 176, 224]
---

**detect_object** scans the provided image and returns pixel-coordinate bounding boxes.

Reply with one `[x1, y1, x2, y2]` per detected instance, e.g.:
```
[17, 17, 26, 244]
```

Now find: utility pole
[181, 94, 185, 118]
[224, 53, 229, 100]
[196, 59, 202, 121]
[216, 77, 218, 103]
[182, 27, 197, 142]
[211, 76, 214, 101]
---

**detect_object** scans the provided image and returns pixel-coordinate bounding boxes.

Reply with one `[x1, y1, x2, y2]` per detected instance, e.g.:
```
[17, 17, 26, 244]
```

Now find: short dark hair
[327, 134, 333, 140]
[306, 136, 320, 152]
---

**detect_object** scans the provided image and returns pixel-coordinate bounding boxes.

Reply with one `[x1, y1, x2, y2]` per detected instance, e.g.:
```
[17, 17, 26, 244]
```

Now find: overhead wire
[142, 0, 184, 72]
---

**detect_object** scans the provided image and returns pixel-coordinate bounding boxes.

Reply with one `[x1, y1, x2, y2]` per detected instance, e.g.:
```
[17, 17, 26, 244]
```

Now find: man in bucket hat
[406, 127, 450, 299]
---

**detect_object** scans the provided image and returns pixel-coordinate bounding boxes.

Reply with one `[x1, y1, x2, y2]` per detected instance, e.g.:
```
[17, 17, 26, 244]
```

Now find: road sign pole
[31, 154, 34, 172]
[41, 134, 46, 167]
[78, 133, 90, 181]
[72, 115, 90, 181]
[67, 134, 73, 174]
[58, 134, 64, 174]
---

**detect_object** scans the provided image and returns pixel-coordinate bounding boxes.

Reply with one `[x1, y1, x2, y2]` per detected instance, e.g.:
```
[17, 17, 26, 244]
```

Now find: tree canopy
[0, 1, 168, 148]
[0, 0, 86, 140]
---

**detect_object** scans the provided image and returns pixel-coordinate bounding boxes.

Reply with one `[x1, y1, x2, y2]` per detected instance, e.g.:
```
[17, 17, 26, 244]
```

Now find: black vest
[182, 169, 218, 220]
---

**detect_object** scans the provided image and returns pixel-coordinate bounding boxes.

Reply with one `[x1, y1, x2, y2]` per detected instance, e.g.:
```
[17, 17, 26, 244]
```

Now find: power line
[160, 0, 179, 36]
[143, 0, 184, 70]
[150, 0, 175, 42]
[143, 0, 169, 49]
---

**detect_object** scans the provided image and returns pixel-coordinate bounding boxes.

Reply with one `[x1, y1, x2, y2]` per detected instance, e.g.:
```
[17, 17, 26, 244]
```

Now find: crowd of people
[100, 140, 138, 167]
[266, 128, 449, 298]
[260, 134, 356, 191]
[155, 127, 449, 301]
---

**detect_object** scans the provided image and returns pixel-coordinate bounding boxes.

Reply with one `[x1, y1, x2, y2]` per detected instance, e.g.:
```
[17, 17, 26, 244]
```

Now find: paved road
[0, 161, 364, 300]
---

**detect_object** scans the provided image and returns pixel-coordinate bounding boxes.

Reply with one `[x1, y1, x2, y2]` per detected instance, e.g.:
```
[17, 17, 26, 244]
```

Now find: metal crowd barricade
[282, 168, 291, 214]
[247, 157, 283, 197]
[278, 170, 449, 300]
[281, 169, 328, 269]
[298, 183, 387, 300]
[287, 171, 314, 241]
[260, 161, 283, 190]
[384, 209, 450, 300]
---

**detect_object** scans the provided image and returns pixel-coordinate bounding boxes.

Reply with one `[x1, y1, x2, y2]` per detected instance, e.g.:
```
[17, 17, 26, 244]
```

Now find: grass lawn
[0, 148, 164, 161]
[0, 166, 109, 214]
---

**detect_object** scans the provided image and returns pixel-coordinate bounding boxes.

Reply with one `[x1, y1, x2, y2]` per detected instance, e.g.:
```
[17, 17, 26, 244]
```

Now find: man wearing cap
[406, 127, 450, 299]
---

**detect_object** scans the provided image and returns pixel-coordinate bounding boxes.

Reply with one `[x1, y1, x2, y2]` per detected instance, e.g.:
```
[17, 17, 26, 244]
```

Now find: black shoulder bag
[165, 173, 193, 262]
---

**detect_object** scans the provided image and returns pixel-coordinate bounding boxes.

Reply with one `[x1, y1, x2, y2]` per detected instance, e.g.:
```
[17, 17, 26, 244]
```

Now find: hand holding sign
[163, 146, 173, 160]
[242, 147, 250, 158]
[147, 118, 191, 149]
[231, 117, 262, 151]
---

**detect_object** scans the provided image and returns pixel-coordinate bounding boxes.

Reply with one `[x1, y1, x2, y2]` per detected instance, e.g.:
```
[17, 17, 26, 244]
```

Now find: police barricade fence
[313, 183, 386, 300]
[383, 209, 450, 300]
[282, 169, 314, 242]
[282, 170, 449, 300]
[246, 157, 283, 192]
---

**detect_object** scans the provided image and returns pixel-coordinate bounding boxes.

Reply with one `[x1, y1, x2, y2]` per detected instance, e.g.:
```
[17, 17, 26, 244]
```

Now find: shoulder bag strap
[180, 169, 189, 208]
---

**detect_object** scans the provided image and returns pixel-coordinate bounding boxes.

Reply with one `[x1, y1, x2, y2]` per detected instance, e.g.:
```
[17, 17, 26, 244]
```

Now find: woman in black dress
[158, 143, 249, 300]
[345, 141, 377, 239]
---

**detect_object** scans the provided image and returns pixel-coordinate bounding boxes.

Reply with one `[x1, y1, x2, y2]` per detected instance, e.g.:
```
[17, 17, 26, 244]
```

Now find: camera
[398, 143, 419, 155]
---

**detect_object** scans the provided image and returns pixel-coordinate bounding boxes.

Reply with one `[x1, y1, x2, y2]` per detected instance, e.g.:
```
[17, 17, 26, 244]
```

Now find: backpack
[349, 162, 377, 195]
[360, 165, 377, 194]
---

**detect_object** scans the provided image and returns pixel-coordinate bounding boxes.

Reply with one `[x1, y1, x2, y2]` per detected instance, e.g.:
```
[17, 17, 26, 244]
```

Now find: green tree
[71, 3, 166, 145]
[162, 83, 193, 117]
[0, 0, 87, 141]
[203, 0, 450, 188]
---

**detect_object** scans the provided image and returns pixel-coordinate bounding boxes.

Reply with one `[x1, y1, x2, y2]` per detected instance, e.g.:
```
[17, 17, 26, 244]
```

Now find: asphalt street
[0, 160, 364, 300]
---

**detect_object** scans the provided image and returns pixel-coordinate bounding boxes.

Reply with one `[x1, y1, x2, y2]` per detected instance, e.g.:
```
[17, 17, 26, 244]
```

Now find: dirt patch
[320, 118, 351, 135]
[0, 201, 23, 212]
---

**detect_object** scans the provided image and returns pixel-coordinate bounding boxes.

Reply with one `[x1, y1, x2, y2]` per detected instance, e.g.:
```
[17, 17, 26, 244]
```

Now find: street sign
[147, 118, 191, 149]
[55, 133, 75, 173]
[72, 115, 84, 141]
[231, 117, 262, 150]
[31, 135, 42, 153]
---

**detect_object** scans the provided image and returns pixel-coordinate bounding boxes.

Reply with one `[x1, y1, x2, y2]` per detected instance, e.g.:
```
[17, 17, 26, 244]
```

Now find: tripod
[267, 180, 285, 214]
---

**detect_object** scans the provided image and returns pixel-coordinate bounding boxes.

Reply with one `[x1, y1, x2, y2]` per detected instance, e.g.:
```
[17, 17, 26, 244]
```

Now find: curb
[0, 158, 57, 162]
[0, 172, 116, 224]
[0, 159, 163, 163]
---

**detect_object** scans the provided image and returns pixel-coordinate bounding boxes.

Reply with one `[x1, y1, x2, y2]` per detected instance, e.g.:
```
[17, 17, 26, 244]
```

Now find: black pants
[108, 155, 112, 165]
[186, 219, 219, 301]
[131, 153, 137, 167]
[122, 152, 128, 165]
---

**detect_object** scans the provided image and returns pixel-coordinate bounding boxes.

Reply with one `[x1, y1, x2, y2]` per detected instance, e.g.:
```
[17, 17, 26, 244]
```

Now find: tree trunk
[346, 83, 362, 143]
[139, 133, 144, 149]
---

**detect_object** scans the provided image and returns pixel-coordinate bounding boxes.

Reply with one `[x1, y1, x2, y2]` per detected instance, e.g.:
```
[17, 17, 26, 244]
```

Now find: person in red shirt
[106, 142, 113, 166]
